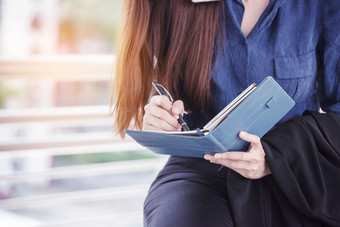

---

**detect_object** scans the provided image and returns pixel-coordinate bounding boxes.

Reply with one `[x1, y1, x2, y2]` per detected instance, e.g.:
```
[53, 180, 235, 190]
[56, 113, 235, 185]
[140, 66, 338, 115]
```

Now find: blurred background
[0, 0, 166, 226]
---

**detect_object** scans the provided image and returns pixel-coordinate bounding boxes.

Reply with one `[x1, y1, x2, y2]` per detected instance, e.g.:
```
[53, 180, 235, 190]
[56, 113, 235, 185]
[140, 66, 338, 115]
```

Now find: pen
[152, 81, 190, 131]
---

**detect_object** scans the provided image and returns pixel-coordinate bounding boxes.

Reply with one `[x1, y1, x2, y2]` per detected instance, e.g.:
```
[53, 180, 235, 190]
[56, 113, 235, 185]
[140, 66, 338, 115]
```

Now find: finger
[239, 131, 261, 144]
[216, 152, 265, 165]
[143, 123, 179, 132]
[209, 158, 259, 173]
[207, 157, 249, 169]
[204, 154, 214, 161]
[214, 152, 251, 161]
[230, 166, 267, 180]
[209, 151, 262, 163]
[145, 98, 180, 128]
[205, 153, 270, 179]
[171, 100, 185, 116]
[143, 112, 180, 131]
[146, 106, 180, 128]
[150, 95, 173, 111]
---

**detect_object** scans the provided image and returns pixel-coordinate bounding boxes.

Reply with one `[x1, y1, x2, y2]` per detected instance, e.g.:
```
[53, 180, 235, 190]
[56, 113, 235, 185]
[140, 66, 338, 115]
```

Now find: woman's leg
[144, 157, 234, 227]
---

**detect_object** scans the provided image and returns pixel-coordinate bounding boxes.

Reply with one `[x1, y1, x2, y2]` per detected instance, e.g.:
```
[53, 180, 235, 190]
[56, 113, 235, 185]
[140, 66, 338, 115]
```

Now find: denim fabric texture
[185, 0, 340, 130]
[144, 1, 340, 226]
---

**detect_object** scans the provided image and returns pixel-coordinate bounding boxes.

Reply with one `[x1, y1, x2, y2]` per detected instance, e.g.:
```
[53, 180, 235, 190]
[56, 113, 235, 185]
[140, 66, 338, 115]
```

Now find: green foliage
[55, 150, 159, 167]
[0, 82, 20, 108]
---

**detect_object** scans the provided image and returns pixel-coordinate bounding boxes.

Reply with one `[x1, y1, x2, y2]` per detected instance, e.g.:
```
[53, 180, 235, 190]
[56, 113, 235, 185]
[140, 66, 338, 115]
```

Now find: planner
[125, 76, 295, 158]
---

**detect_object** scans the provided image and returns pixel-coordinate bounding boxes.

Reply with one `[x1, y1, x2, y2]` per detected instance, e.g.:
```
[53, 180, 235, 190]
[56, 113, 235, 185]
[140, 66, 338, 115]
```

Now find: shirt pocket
[274, 50, 317, 102]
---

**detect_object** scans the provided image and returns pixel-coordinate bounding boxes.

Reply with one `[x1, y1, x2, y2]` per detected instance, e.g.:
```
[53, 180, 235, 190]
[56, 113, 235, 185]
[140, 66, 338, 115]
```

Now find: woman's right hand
[143, 95, 185, 132]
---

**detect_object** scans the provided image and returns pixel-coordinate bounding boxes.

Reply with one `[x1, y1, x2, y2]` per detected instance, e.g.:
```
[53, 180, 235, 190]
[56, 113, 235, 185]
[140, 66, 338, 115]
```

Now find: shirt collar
[232, 0, 286, 7]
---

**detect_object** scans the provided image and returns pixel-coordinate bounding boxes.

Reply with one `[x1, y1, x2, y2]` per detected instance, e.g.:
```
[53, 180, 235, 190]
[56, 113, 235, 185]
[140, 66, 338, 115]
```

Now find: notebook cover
[125, 77, 295, 158]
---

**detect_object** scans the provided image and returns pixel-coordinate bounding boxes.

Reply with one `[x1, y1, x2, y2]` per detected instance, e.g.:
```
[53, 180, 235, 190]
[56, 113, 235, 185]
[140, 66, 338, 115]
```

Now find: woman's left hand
[204, 131, 271, 179]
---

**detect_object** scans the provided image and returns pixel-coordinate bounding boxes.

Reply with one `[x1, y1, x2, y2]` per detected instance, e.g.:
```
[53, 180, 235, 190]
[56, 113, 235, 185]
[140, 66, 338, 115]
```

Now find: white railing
[0, 55, 166, 227]
[0, 55, 115, 80]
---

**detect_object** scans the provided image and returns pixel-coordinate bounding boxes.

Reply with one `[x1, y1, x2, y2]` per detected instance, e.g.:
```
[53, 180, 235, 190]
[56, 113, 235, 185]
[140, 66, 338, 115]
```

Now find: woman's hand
[143, 95, 184, 132]
[204, 131, 271, 179]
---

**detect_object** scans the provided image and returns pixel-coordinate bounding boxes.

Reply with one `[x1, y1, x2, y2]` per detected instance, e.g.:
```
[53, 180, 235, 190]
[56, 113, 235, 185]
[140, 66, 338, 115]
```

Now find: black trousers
[144, 156, 234, 227]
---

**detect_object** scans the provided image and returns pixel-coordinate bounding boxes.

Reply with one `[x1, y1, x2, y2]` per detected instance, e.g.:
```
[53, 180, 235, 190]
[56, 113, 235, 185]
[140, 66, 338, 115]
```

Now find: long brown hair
[112, 0, 223, 136]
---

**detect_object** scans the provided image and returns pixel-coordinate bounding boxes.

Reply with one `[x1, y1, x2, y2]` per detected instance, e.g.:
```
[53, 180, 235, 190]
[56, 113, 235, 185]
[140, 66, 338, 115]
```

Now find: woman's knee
[143, 180, 233, 227]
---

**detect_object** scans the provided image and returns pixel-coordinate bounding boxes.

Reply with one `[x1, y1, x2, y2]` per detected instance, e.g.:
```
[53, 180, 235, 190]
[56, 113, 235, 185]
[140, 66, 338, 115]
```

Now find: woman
[112, 0, 340, 226]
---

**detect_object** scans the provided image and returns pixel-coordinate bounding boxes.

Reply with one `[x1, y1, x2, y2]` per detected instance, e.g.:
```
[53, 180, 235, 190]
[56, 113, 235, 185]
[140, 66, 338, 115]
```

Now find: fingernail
[239, 131, 245, 137]
[172, 106, 180, 115]
[215, 153, 223, 159]
[204, 155, 211, 160]
[173, 114, 179, 120]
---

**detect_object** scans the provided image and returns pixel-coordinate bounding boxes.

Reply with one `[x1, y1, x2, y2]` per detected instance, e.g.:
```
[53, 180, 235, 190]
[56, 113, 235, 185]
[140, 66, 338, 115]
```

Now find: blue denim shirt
[186, 0, 340, 129]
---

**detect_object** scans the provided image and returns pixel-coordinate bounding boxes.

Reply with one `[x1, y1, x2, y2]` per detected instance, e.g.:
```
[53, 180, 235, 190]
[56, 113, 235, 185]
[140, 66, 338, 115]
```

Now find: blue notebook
[125, 77, 295, 158]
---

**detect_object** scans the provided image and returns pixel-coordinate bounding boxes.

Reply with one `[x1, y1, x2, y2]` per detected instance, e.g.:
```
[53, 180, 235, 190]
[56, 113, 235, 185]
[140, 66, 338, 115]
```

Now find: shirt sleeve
[317, 0, 340, 115]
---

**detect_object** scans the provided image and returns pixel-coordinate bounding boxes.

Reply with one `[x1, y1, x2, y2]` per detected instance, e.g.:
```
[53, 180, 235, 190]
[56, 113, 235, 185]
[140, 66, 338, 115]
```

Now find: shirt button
[242, 39, 248, 45]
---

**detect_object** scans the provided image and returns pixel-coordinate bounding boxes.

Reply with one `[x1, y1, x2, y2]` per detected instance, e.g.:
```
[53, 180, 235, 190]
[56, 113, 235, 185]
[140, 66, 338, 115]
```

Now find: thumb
[171, 100, 185, 117]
